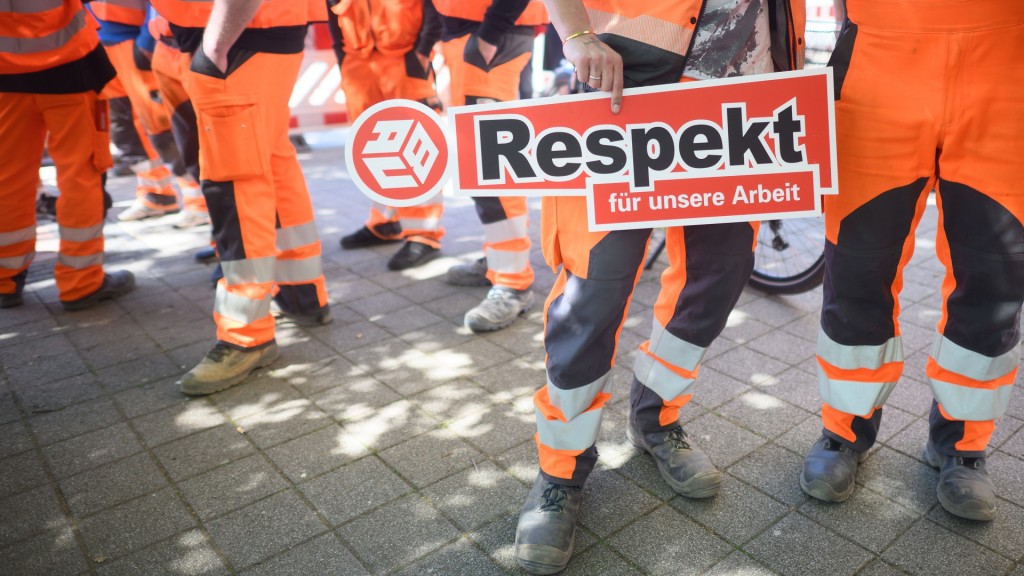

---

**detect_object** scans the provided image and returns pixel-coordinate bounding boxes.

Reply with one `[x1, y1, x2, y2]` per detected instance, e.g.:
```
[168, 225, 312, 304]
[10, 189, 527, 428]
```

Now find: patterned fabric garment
[683, 0, 772, 80]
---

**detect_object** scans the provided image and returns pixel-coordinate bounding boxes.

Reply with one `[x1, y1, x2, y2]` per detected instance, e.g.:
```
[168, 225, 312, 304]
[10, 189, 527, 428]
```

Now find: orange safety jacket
[332, 0, 423, 58]
[433, 0, 548, 27]
[0, 0, 103, 74]
[88, 0, 147, 26]
[151, 0, 326, 29]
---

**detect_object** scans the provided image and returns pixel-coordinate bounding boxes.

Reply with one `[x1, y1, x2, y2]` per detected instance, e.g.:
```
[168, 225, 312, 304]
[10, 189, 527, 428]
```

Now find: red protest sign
[345, 100, 449, 208]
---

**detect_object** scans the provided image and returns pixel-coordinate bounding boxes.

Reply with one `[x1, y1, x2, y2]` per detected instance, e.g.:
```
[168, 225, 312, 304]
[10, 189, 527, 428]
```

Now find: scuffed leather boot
[514, 474, 583, 575]
[627, 412, 720, 498]
[800, 435, 867, 502]
[923, 440, 996, 521]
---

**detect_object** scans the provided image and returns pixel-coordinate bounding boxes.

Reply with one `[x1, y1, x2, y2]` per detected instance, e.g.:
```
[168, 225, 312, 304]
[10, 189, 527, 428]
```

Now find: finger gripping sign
[347, 69, 836, 230]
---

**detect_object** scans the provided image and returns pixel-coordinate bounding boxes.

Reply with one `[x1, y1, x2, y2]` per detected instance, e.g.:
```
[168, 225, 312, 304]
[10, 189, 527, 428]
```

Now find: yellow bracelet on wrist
[562, 30, 593, 46]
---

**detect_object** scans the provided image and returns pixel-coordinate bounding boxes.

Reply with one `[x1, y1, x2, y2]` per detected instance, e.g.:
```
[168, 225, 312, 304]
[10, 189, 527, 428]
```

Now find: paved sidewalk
[2, 138, 1023, 576]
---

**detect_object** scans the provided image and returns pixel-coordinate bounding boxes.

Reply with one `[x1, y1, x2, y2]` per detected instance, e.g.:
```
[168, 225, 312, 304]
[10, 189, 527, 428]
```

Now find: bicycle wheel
[748, 217, 826, 294]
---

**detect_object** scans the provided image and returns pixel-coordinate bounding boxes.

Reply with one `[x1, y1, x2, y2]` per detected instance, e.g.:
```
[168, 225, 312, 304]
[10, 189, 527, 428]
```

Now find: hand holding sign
[562, 32, 623, 113]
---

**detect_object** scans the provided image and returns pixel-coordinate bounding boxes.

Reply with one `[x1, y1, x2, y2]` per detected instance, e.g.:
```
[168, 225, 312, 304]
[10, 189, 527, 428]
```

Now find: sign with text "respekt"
[347, 68, 836, 231]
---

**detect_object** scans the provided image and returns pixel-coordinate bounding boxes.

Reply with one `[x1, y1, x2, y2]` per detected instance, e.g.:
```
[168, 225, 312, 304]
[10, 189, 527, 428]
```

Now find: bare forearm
[204, 0, 261, 58]
[541, 0, 590, 41]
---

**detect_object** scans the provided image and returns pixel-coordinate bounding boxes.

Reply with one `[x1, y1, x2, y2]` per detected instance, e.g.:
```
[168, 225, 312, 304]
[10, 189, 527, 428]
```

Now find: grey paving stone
[419, 290, 489, 325]
[735, 293, 813, 328]
[727, 442, 809, 507]
[10, 372, 104, 414]
[308, 374, 402, 424]
[372, 305, 445, 336]
[77, 335, 161, 371]
[206, 372, 304, 422]
[0, 419, 31, 459]
[28, 398, 122, 446]
[799, 486, 921, 553]
[342, 398, 439, 452]
[854, 559, 910, 576]
[0, 484, 67, 549]
[754, 366, 823, 413]
[927, 498, 1024, 562]
[884, 374, 935, 418]
[447, 400, 538, 457]
[556, 544, 645, 576]
[494, 439, 541, 485]
[704, 345, 791, 389]
[314, 319, 394, 354]
[299, 456, 411, 526]
[989, 451, 1024, 510]
[234, 398, 330, 449]
[687, 411, 769, 470]
[265, 424, 369, 483]
[774, 412, 822, 456]
[113, 376, 189, 420]
[688, 366, 752, 410]
[239, 533, 368, 576]
[717, 390, 810, 440]
[876, 405, 919, 444]
[719, 311, 774, 346]
[394, 537, 505, 576]
[44, 422, 144, 479]
[0, 524, 86, 576]
[422, 461, 529, 531]
[745, 512, 873, 576]
[996, 419, 1024, 456]
[410, 379, 493, 422]
[204, 489, 326, 571]
[607, 505, 733, 575]
[882, 417, 930, 462]
[778, 314, 820, 345]
[94, 352, 182, 392]
[747, 328, 817, 367]
[78, 487, 196, 562]
[4, 352, 90, 390]
[60, 452, 168, 517]
[378, 429, 483, 488]
[0, 389, 20, 425]
[349, 291, 415, 320]
[152, 424, 256, 482]
[263, 353, 367, 399]
[470, 357, 546, 396]
[177, 454, 289, 521]
[856, 447, 939, 514]
[396, 320, 477, 355]
[391, 278, 461, 306]
[706, 551, 778, 576]
[132, 399, 226, 449]
[881, 519, 1013, 576]
[95, 529, 229, 576]
[671, 472, 789, 545]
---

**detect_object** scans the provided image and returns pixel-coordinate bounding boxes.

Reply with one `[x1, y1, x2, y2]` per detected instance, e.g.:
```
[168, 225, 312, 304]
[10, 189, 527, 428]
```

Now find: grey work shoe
[178, 341, 279, 396]
[627, 412, 720, 498]
[445, 256, 491, 286]
[923, 440, 996, 521]
[464, 286, 533, 333]
[515, 474, 583, 575]
[800, 435, 867, 502]
[61, 271, 135, 311]
[273, 304, 333, 327]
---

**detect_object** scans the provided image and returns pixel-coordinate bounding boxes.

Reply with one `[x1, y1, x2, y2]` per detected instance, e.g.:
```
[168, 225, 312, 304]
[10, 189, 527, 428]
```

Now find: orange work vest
[433, 0, 548, 27]
[150, 0, 326, 28]
[0, 0, 102, 74]
[332, 0, 423, 58]
[89, 0, 147, 26]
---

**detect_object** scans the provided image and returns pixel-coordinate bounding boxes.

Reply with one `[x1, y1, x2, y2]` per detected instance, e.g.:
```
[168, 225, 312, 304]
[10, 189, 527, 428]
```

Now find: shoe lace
[666, 426, 692, 451]
[955, 456, 983, 470]
[539, 483, 579, 513]
[206, 343, 231, 362]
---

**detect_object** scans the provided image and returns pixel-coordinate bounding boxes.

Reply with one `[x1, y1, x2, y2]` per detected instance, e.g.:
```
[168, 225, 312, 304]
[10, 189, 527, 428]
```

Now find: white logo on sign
[363, 119, 439, 190]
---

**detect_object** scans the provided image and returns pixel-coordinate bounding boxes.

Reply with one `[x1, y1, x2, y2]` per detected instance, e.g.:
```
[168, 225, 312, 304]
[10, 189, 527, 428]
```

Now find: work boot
[194, 246, 218, 264]
[464, 286, 533, 333]
[339, 226, 400, 249]
[1, 270, 27, 308]
[923, 440, 996, 521]
[800, 435, 867, 502]
[387, 240, 439, 271]
[273, 304, 333, 327]
[178, 341, 279, 396]
[173, 209, 211, 229]
[515, 474, 583, 575]
[117, 200, 179, 221]
[627, 412, 720, 498]
[61, 271, 135, 312]
[209, 264, 223, 288]
[445, 256, 491, 286]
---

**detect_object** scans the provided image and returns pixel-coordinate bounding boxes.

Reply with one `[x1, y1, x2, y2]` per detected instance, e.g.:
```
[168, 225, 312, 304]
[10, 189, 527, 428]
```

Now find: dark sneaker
[800, 435, 867, 502]
[1, 270, 26, 308]
[194, 246, 218, 264]
[274, 304, 333, 327]
[464, 286, 533, 333]
[387, 240, 439, 271]
[923, 441, 996, 521]
[178, 341, 279, 396]
[445, 256, 491, 286]
[61, 271, 135, 311]
[627, 413, 720, 498]
[515, 474, 583, 575]
[340, 226, 400, 249]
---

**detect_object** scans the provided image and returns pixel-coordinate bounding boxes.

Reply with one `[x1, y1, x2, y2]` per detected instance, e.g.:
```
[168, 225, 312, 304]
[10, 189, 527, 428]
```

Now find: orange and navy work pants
[340, 47, 444, 248]
[817, 0, 1024, 459]
[534, 195, 757, 485]
[151, 39, 206, 214]
[187, 48, 329, 350]
[103, 39, 180, 212]
[441, 30, 535, 290]
[0, 91, 111, 302]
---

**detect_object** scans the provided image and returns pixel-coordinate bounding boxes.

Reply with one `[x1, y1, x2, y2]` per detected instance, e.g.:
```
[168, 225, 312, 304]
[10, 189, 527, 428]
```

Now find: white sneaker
[465, 286, 533, 332]
[117, 201, 177, 221]
[173, 210, 211, 229]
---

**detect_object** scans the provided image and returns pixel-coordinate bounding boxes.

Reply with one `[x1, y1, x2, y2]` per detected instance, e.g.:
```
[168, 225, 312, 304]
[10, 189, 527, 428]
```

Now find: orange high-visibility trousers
[441, 32, 534, 290]
[103, 39, 180, 212]
[342, 50, 444, 247]
[151, 40, 205, 214]
[534, 195, 758, 485]
[187, 49, 329, 349]
[817, 1, 1024, 458]
[0, 92, 111, 301]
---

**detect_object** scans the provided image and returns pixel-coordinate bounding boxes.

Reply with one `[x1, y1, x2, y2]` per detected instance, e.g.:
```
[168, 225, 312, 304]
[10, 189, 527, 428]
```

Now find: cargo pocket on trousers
[196, 101, 267, 182]
[92, 98, 114, 172]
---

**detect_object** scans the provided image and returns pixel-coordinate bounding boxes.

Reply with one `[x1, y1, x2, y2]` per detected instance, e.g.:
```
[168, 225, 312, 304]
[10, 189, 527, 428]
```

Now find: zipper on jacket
[784, 0, 797, 70]
[677, 0, 709, 80]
